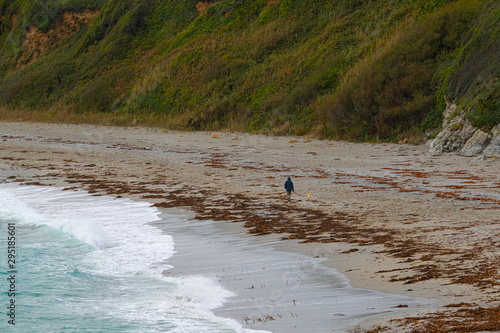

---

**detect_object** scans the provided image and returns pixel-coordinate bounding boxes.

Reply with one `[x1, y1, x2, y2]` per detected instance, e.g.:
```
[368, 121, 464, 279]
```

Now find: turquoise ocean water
[0, 183, 265, 333]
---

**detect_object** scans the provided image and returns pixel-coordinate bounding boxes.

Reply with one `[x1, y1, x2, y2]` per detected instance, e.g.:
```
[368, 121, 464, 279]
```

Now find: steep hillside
[0, 0, 498, 142]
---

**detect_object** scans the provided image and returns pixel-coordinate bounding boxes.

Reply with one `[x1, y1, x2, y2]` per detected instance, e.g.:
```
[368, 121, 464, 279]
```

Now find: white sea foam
[0, 183, 268, 333]
[170, 275, 236, 310]
[0, 184, 171, 270]
[1, 185, 113, 248]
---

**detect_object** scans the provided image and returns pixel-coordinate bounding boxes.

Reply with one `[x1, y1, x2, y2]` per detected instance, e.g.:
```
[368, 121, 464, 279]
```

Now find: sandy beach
[1, 121, 499, 332]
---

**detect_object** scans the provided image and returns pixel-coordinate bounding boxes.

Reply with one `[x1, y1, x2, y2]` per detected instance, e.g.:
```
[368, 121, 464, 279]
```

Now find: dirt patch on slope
[17, 10, 98, 67]
[196, 1, 214, 14]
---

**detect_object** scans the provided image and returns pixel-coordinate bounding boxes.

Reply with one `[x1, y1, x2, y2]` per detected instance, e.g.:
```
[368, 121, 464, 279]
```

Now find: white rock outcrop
[430, 112, 477, 153]
[482, 124, 500, 156]
[430, 100, 499, 156]
[461, 130, 492, 156]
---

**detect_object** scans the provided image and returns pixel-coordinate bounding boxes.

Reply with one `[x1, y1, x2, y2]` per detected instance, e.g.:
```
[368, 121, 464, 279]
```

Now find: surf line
[6, 222, 17, 325]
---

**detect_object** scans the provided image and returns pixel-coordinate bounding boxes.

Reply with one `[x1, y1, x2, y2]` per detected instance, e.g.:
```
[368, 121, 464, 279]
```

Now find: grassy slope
[0, 0, 498, 141]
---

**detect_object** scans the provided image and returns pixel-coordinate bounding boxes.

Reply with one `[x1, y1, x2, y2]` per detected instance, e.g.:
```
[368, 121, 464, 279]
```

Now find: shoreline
[154, 208, 431, 332]
[0, 180, 430, 333]
[1, 121, 499, 331]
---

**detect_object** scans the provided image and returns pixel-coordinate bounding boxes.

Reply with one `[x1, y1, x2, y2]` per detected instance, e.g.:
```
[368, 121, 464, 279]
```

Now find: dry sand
[1, 121, 499, 332]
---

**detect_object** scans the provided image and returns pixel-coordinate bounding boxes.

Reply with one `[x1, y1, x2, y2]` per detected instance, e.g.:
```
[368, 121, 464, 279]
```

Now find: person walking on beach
[284, 177, 294, 202]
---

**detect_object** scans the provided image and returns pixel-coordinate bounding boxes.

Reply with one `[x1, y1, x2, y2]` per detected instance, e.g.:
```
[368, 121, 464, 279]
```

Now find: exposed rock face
[442, 99, 457, 128]
[483, 124, 500, 156]
[430, 112, 477, 153]
[461, 130, 492, 156]
[430, 100, 499, 156]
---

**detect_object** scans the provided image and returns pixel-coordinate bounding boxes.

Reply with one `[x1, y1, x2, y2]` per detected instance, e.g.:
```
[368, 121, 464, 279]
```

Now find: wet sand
[1, 121, 499, 331]
[154, 208, 432, 332]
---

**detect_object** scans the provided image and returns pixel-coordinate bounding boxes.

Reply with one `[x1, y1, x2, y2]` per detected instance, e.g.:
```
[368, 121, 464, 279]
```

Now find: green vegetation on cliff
[0, 0, 498, 141]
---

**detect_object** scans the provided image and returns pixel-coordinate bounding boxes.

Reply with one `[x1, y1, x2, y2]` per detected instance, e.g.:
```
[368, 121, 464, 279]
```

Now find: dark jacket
[284, 177, 294, 192]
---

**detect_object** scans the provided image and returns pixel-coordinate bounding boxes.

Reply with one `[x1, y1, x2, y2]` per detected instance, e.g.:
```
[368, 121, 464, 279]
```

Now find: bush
[76, 69, 128, 113]
[467, 91, 500, 129]
[202, 56, 248, 81]
[316, 0, 483, 140]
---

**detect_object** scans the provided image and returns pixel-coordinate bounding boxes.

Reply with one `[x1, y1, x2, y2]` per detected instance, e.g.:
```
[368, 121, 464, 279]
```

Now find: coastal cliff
[0, 0, 498, 142]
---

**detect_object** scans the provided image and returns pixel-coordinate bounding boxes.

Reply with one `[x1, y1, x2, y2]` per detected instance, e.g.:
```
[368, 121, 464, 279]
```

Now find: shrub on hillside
[448, 1, 500, 129]
[77, 69, 128, 113]
[317, 0, 482, 141]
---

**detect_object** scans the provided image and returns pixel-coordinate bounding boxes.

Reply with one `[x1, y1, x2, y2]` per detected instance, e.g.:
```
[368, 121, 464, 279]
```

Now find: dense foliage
[0, 0, 498, 141]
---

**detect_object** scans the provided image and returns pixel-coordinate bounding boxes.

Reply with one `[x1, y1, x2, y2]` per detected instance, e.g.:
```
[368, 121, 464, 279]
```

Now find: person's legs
[287, 191, 291, 202]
